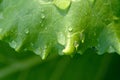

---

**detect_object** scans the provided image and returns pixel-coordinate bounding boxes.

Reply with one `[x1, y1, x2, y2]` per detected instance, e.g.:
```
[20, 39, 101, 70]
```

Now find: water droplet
[57, 32, 66, 45]
[68, 27, 73, 32]
[53, 0, 71, 10]
[74, 41, 79, 50]
[34, 47, 42, 55]
[41, 14, 45, 19]
[81, 39, 84, 43]
[107, 46, 115, 53]
[77, 50, 83, 55]
[45, 27, 48, 30]
[9, 40, 17, 49]
[25, 29, 29, 34]
[80, 32, 85, 43]
[39, 20, 42, 24]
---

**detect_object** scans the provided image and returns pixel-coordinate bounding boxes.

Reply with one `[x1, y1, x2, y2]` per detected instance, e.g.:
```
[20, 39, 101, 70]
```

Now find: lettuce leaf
[0, 0, 120, 59]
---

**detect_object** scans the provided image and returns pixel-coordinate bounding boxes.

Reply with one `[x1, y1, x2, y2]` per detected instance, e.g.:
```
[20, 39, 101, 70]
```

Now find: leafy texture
[0, 0, 120, 80]
[0, 0, 120, 59]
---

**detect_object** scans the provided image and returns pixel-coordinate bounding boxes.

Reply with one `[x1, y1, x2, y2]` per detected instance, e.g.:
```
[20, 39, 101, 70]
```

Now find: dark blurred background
[0, 41, 120, 80]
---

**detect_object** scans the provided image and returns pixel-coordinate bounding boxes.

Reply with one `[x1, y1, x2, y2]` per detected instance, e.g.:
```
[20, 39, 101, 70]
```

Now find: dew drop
[81, 39, 84, 43]
[39, 20, 42, 24]
[53, 0, 71, 10]
[25, 29, 29, 34]
[41, 14, 45, 19]
[74, 41, 79, 50]
[45, 27, 48, 30]
[107, 46, 115, 53]
[57, 32, 66, 45]
[9, 40, 17, 49]
[34, 47, 42, 55]
[68, 27, 73, 32]
[41, 24, 44, 27]
[80, 31, 85, 43]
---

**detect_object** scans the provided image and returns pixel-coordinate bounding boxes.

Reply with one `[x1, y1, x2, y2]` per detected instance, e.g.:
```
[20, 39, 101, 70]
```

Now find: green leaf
[0, 0, 120, 59]
[0, 0, 120, 80]
[98, 20, 120, 54]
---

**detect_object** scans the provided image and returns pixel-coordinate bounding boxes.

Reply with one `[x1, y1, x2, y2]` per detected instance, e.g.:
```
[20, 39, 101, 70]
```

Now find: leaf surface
[0, 0, 120, 59]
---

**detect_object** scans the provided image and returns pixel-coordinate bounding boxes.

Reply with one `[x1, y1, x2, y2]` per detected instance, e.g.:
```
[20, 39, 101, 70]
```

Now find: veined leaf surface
[0, 0, 120, 59]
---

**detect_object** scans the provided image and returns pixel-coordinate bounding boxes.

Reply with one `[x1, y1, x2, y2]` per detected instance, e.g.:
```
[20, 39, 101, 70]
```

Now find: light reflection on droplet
[9, 40, 17, 49]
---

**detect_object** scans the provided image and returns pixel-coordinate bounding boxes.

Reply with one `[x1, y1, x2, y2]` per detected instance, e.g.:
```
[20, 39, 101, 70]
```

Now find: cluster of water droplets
[40, 8, 45, 19]
[39, 8, 46, 29]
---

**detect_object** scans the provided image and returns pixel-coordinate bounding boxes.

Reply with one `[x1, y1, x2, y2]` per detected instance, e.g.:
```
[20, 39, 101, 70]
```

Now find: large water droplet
[81, 39, 84, 43]
[41, 14, 45, 19]
[9, 40, 17, 49]
[74, 41, 79, 50]
[34, 47, 42, 55]
[57, 32, 66, 45]
[53, 0, 71, 10]
[68, 27, 73, 32]
[25, 29, 29, 34]
[107, 46, 115, 53]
